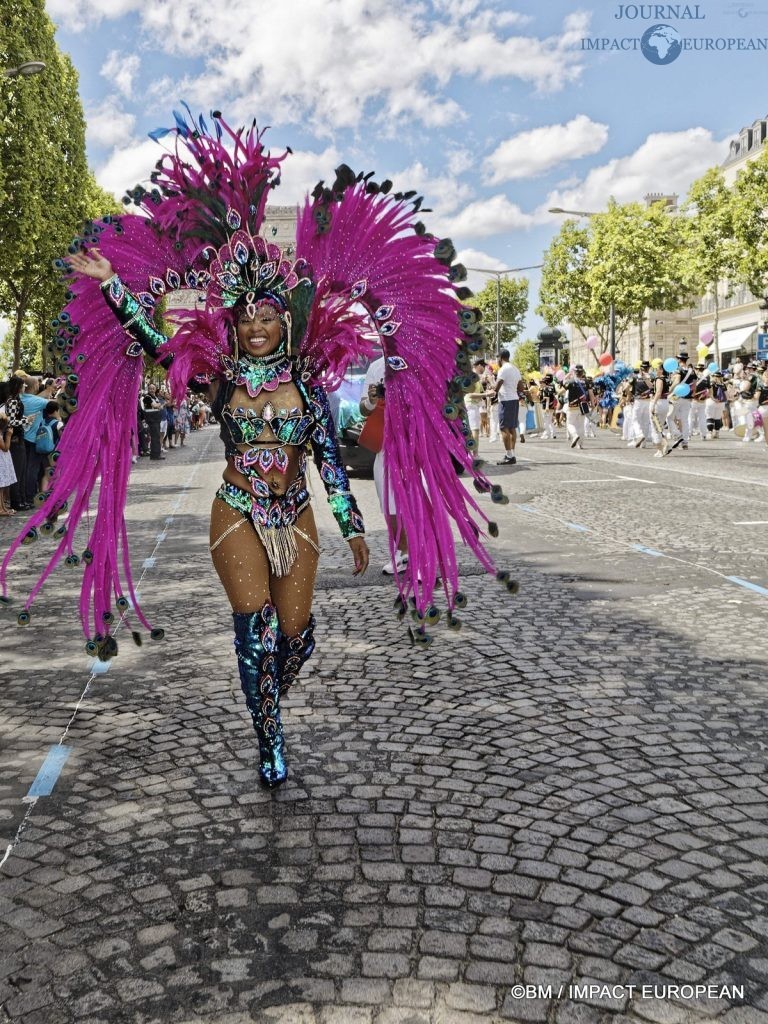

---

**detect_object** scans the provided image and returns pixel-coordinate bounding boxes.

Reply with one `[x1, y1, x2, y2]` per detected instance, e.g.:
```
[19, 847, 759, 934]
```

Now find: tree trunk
[637, 309, 645, 362]
[712, 289, 720, 367]
[10, 284, 32, 371]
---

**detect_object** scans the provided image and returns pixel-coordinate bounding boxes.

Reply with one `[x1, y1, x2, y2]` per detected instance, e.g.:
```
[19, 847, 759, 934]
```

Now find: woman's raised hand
[68, 247, 114, 283]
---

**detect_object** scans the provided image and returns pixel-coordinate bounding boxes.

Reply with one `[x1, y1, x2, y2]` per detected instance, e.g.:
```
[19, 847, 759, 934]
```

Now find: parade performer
[1, 108, 513, 786]
[538, 373, 558, 439]
[561, 366, 593, 449]
[650, 365, 671, 456]
[666, 352, 695, 450]
[627, 361, 652, 449]
[690, 363, 709, 439]
[705, 370, 727, 439]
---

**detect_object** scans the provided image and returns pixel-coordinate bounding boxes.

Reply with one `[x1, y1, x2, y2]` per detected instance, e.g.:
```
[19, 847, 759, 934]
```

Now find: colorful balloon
[707, 362, 718, 373]
[651, 358, 663, 368]
[700, 329, 714, 345]
[586, 336, 599, 350]
[663, 357, 679, 373]
[672, 383, 691, 397]
[598, 353, 613, 367]
[555, 370, 565, 381]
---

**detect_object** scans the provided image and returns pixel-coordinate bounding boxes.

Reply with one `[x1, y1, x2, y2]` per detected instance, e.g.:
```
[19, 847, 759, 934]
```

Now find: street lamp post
[3, 61, 46, 78]
[548, 207, 616, 360]
[465, 264, 543, 352]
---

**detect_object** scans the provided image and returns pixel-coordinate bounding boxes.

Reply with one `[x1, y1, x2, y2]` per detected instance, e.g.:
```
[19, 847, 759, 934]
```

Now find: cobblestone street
[1, 427, 768, 1024]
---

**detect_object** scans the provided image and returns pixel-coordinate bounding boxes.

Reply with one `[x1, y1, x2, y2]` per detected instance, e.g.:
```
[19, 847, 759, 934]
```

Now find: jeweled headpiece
[205, 225, 308, 310]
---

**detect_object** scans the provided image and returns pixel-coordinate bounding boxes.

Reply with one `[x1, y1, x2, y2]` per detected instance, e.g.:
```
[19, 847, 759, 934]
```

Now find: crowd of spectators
[0, 373, 64, 514]
[0, 371, 214, 516]
[135, 382, 211, 462]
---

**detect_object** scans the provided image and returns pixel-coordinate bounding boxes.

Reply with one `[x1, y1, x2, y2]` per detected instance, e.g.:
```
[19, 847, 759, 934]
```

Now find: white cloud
[432, 194, 536, 240]
[96, 138, 161, 200]
[49, 1, 588, 130]
[86, 98, 137, 149]
[46, 0, 143, 31]
[389, 162, 474, 215]
[100, 51, 141, 99]
[273, 146, 343, 206]
[456, 248, 510, 294]
[541, 128, 728, 217]
[485, 115, 609, 184]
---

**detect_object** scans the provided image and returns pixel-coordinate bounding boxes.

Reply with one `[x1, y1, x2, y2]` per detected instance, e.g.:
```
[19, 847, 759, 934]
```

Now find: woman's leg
[270, 507, 320, 697]
[210, 496, 285, 784]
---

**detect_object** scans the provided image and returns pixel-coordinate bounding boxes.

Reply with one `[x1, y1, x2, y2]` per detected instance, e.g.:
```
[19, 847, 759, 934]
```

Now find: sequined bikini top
[221, 401, 316, 447]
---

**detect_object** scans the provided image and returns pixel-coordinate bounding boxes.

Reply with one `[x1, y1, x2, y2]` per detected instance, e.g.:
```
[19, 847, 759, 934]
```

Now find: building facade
[692, 114, 768, 364]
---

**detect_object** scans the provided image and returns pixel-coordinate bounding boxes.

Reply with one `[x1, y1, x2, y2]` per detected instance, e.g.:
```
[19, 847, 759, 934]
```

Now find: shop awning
[717, 325, 756, 353]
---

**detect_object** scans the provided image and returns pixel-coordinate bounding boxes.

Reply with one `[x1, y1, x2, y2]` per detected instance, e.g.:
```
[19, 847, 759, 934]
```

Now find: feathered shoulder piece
[294, 166, 517, 644]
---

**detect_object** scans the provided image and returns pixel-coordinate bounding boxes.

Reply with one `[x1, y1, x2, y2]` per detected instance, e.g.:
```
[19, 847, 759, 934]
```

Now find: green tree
[731, 146, 768, 310]
[586, 199, 687, 359]
[536, 218, 632, 351]
[512, 339, 539, 374]
[539, 203, 688, 358]
[680, 168, 737, 367]
[471, 277, 528, 352]
[0, 1, 114, 370]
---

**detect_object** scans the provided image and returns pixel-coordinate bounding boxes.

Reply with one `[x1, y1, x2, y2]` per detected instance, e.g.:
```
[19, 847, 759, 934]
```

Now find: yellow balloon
[651, 357, 663, 368]
[633, 361, 642, 370]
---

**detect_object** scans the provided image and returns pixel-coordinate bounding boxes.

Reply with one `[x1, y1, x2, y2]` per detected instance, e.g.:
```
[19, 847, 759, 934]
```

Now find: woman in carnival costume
[1, 108, 514, 787]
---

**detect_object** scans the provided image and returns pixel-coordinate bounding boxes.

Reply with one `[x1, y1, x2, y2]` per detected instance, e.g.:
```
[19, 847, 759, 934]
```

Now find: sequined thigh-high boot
[232, 603, 287, 786]
[278, 615, 316, 698]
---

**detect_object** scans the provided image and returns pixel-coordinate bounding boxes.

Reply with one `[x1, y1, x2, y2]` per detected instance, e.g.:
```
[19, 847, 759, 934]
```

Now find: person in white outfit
[560, 366, 593, 449]
[705, 372, 727, 438]
[666, 352, 695, 450]
[361, 355, 407, 575]
[690, 364, 710, 439]
[628, 362, 653, 448]
[650, 368, 670, 456]
[538, 374, 558, 439]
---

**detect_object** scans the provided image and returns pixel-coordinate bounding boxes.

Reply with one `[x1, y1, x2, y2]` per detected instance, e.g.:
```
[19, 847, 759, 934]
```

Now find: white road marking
[2, 434, 217, 868]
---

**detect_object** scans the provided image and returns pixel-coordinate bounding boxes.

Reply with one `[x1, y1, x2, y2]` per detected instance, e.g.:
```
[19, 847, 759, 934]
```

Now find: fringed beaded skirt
[212, 479, 313, 577]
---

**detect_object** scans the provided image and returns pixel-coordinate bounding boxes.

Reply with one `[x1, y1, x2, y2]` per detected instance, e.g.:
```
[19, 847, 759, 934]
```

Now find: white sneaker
[382, 551, 409, 575]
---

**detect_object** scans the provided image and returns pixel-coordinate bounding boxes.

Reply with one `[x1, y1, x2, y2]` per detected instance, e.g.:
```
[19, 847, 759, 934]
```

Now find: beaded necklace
[234, 350, 293, 398]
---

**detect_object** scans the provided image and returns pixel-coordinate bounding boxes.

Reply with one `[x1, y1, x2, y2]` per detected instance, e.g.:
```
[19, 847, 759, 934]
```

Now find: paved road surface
[1, 426, 767, 1024]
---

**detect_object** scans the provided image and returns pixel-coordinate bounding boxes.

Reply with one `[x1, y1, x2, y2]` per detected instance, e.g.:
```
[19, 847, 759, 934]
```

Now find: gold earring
[284, 312, 293, 356]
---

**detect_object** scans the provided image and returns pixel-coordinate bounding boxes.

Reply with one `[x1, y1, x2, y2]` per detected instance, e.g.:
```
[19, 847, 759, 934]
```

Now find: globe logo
[641, 23, 683, 65]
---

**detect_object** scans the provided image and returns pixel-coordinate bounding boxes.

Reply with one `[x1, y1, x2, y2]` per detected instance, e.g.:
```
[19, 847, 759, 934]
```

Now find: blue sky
[46, 0, 768, 340]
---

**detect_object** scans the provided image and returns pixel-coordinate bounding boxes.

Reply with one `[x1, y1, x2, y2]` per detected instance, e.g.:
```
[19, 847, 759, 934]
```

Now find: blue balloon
[707, 362, 718, 373]
[673, 383, 691, 397]
[663, 357, 679, 373]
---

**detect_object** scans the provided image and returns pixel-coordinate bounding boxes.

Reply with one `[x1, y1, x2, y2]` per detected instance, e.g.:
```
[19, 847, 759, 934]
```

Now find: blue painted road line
[143, 557, 156, 569]
[566, 523, 591, 533]
[726, 576, 768, 597]
[633, 545, 666, 558]
[26, 745, 72, 798]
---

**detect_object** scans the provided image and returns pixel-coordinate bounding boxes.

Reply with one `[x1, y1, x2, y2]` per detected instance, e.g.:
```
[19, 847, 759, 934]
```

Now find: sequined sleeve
[99, 274, 171, 364]
[306, 383, 365, 540]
